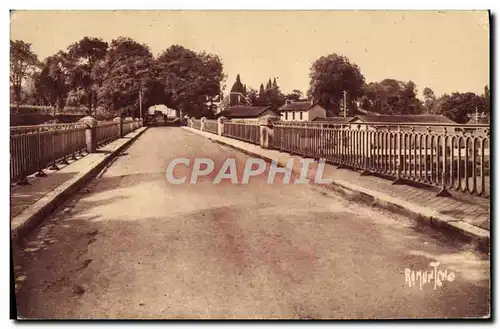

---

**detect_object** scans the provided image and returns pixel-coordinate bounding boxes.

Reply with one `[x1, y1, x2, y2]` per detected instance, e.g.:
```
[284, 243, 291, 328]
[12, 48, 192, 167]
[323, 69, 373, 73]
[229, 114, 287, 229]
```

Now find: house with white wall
[278, 100, 326, 122]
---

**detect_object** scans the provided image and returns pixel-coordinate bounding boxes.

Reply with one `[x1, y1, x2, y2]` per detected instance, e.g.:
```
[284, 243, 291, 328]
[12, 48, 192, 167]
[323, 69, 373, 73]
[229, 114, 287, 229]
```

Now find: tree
[308, 53, 365, 115]
[423, 87, 437, 113]
[399, 81, 423, 114]
[434, 92, 486, 123]
[67, 37, 108, 114]
[230, 74, 245, 94]
[483, 85, 490, 115]
[259, 84, 265, 97]
[156, 45, 226, 118]
[36, 51, 71, 114]
[286, 89, 303, 101]
[253, 77, 286, 109]
[22, 74, 42, 105]
[199, 52, 226, 113]
[97, 37, 155, 118]
[10, 40, 39, 112]
[247, 87, 258, 105]
[360, 79, 423, 115]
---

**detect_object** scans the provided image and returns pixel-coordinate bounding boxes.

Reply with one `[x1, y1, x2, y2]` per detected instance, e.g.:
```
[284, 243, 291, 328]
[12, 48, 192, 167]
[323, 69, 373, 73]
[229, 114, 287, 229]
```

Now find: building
[216, 106, 279, 122]
[278, 100, 326, 122]
[214, 92, 252, 115]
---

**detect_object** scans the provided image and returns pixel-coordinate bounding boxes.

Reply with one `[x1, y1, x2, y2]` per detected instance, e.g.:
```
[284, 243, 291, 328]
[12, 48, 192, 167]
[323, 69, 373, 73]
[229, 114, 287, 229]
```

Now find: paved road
[13, 127, 490, 319]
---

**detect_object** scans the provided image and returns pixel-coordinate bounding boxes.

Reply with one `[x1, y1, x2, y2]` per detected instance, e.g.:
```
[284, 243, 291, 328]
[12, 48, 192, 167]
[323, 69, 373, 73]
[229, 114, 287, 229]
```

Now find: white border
[2, 1, 497, 328]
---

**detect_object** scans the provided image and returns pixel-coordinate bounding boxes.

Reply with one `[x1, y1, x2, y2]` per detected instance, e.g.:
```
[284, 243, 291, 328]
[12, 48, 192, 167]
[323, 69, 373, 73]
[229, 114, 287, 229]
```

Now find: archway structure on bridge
[148, 104, 178, 118]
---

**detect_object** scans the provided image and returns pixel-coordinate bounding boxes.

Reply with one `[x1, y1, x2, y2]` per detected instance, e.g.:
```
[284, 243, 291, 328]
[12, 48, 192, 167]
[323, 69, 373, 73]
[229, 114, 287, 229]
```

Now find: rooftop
[350, 115, 457, 124]
[217, 106, 274, 119]
[312, 117, 353, 123]
[279, 101, 316, 112]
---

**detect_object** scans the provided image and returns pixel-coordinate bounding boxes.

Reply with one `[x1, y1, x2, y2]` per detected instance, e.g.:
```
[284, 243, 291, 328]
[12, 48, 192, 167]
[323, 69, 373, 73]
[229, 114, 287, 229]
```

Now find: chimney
[285, 99, 291, 105]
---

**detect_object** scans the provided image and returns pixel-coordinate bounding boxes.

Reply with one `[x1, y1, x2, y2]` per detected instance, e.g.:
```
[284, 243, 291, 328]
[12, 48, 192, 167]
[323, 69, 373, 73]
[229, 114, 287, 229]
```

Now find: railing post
[217, 116, 226, 136]
[337, 126, 347, 169]
[113, 116, 123, 138]
[437, 127, 451, 197]
[392, 125, 404, 185]
[361, 126, 371, 176]
[35, 126, 47, 177]
[80, 116, 98, 153]
[259, 116, 278, 149]
[200, 117, 207, 132]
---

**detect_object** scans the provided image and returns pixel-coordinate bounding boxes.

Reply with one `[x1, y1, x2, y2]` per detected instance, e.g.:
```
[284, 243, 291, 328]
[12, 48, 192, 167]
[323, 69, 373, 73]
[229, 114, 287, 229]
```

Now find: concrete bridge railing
[10, 116, 143, 185]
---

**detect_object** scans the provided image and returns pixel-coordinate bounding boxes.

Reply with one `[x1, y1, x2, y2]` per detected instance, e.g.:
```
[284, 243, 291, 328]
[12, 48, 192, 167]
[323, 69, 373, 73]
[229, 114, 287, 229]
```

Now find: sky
[10, 10, 490, 98]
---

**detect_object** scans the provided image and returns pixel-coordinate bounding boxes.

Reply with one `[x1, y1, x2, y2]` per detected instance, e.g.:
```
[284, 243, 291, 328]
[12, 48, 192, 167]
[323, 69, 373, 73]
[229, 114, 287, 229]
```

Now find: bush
[10, 104, 89, 115]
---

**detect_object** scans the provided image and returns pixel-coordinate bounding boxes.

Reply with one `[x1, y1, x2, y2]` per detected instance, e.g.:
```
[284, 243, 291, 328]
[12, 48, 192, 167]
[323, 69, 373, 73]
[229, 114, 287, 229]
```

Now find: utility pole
[343, 91, 347, 118]
[139, 88, 143, 120]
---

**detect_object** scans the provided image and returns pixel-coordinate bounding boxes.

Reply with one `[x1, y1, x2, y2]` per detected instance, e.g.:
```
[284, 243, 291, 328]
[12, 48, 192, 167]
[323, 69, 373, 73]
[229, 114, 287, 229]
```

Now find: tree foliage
[422, 87, 437, 113]
[434, 92, 488, 123]
[10, 40, 39, 112]
[308, 53, 365, 115]
[36, 51, 71, 112]
[360, 79, 423, 115]
[285, 89, 303, 101]
[156, 45, 226, 118]
[96, 37, 155, 117]
[67, 37, 109, 113]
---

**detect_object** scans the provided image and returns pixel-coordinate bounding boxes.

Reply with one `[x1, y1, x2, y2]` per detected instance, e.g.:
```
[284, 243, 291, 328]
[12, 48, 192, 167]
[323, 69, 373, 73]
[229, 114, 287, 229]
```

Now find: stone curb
[182, 126, 490, 251]
[11, 127, 148, 245]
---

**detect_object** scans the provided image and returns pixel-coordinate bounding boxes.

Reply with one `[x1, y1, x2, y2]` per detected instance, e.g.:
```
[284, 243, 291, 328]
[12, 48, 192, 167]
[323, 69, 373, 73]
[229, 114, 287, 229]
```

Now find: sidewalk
[10, 127, 148, 243]
[183, 127, 490, 247]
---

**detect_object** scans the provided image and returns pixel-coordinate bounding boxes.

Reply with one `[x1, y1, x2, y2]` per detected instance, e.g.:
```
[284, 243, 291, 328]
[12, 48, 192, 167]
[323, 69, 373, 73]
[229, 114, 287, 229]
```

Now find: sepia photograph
[9, 9, 491, 320]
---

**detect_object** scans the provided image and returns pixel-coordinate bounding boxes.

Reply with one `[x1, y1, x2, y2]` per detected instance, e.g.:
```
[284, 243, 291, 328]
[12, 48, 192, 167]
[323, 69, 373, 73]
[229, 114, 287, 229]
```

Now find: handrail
[271, 122, 490, 198]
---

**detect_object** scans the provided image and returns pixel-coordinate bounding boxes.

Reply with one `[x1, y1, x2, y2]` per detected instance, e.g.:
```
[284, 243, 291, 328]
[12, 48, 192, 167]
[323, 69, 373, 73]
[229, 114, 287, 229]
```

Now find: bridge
[11, 117, 490, 319]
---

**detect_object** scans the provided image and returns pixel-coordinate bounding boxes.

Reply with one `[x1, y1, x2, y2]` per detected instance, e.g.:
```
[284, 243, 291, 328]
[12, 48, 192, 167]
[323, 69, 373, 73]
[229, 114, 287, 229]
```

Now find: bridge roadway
[13, 126, 489, 319]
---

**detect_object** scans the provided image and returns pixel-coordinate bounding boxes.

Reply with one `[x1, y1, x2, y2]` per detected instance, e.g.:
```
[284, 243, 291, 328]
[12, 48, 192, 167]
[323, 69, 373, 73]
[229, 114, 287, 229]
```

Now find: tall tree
[434, 92, 486, 123]
[265, 78, 285, 110]
[156, 45, 226, 118]
[67, 37, 108, 115]
[259, 84, 265, 97]
[423, 87, 437, 113]
[36, 51, 71, 114]
[308, 53, 365, 115]
[10, 40, 39, 113]
[97, 37, 155, 118]
[266, 78, 272, 90]
[399, 81, 423, 114]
